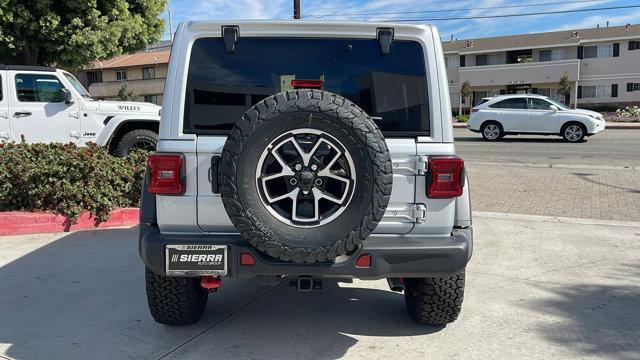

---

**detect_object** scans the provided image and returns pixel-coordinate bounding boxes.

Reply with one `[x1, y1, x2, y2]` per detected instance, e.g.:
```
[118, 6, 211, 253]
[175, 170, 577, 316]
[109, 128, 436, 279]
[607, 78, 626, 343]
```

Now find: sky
[161, 0, 640, 41]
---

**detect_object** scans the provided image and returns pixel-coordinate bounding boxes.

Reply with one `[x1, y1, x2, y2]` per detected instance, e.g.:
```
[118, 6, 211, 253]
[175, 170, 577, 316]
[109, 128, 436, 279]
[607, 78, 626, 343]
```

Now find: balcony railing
[459, 59, 580, 86]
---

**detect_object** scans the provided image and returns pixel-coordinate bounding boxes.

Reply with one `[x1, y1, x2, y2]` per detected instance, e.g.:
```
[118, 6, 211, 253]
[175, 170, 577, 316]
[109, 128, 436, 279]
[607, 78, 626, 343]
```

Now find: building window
[473, 90, 499, 105]
[537, 88, 565, 103]
[582, 85, 611, 98]
[539, 49, 565, 62]
[444, 55, 457, 69]
[583, 46, 597, 58]
[143, 95, 158, 104]
[115, 69, 127, 81]
[596, 84, 611, 98]
[581, 86, 596, 98]
[142, 67, 156, 80]
[597, 44, 613, 58]
[584, 44, 613, 58]
[627, 83, 640, 91]
[475, 54, 502, 66]
[629, 40, 640, 50]
[87, 71, 103, 84]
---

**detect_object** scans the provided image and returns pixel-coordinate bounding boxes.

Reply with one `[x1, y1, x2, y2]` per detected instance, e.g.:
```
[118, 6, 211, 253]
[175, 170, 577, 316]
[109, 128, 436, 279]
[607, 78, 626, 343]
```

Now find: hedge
[0, 141, 148, 223]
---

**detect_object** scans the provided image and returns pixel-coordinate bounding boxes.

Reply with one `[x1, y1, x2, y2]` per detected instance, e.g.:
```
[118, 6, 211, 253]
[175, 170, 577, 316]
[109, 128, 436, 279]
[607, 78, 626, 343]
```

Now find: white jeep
[140, 21, 473, 326]
[0, 65, 161, 156]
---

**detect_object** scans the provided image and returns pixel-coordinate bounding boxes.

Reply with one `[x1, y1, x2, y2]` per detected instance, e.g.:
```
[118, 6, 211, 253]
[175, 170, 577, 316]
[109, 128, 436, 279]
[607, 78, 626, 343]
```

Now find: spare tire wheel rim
[255, 128, 356, 227]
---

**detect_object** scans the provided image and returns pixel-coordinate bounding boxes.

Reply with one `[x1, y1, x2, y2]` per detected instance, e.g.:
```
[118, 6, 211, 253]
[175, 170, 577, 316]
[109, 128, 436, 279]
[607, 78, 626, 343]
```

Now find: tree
[460, 80, 472, 114]
[117, 84, 137, 101]
[558, 72, 573, 105]
[0, 0, 167, 70]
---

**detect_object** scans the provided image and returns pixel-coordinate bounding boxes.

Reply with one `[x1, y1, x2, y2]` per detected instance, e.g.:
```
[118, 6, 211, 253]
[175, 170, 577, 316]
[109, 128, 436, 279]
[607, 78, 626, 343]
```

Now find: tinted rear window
[184, 37, 429, 135]
[489, 98, 527, 109]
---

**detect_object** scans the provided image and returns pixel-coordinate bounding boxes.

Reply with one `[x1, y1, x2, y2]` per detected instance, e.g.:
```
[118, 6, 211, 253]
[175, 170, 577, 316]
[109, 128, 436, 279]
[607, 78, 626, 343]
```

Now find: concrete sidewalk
[1, 215, 639, 360]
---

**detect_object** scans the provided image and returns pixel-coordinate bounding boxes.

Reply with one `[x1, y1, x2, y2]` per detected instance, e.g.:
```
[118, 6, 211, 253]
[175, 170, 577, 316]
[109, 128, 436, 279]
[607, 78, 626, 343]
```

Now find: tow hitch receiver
[290, 276, 323, 291]
[201, 275, 222, 291]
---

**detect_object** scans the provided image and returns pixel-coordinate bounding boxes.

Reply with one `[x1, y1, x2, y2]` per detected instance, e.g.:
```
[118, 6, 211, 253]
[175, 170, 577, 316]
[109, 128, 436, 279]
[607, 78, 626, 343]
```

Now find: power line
[377, 4, 640, 22]
[311, 0, 608, 18]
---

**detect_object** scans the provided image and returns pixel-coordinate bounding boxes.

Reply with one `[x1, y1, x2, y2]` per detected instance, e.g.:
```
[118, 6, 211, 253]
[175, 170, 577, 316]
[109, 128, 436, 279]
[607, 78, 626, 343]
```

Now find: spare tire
[219, 89, 392, 263]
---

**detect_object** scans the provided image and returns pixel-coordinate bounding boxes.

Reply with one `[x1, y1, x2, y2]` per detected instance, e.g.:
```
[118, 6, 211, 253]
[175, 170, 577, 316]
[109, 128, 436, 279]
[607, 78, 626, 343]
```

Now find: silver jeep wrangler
[139, 21, 472, 326]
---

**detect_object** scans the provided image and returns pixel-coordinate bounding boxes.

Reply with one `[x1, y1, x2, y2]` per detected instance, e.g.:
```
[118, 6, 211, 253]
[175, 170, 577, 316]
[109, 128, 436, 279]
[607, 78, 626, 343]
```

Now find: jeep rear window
[184, 37, 429, 136]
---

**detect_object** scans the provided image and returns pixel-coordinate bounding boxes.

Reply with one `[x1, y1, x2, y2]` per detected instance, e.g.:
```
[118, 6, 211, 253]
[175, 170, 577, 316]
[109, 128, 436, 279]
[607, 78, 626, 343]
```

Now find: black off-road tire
[145, 268, 208, 325]
[219, 89, 393, 264]
[114, 129, 158, 157]
[404, 270, 465, 325]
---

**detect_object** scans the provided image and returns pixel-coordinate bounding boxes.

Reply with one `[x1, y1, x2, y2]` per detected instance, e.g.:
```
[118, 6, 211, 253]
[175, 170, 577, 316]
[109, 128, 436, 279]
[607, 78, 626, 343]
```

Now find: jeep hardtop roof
[183, 20, 432, 32]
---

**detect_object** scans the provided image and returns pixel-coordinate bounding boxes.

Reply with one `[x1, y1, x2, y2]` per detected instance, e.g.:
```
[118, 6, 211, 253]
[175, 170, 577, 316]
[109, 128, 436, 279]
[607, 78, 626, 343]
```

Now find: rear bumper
[139, 225, 472, 280]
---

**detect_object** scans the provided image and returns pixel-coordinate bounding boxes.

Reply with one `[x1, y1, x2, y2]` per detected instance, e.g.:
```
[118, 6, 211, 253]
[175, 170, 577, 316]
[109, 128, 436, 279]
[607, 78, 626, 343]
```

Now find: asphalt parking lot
[456, 128, 640, 221]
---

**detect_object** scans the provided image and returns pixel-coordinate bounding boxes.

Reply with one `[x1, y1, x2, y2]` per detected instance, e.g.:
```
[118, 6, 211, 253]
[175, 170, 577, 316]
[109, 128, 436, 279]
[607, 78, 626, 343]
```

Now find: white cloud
[546, 8, 640, 31]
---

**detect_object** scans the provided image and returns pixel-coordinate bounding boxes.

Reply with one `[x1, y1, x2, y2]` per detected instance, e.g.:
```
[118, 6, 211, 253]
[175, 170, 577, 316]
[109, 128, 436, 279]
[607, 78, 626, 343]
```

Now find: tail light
[427, 156, 464, 198]
[470, 108, 479, 113]
[291, 79, 324, 89]
[147, 154, 184, 195]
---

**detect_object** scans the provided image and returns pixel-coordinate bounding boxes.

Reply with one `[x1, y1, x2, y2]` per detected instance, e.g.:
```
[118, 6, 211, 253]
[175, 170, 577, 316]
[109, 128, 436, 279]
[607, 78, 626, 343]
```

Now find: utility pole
[293, 0, 301, 19]
[167, 7, 173, 41]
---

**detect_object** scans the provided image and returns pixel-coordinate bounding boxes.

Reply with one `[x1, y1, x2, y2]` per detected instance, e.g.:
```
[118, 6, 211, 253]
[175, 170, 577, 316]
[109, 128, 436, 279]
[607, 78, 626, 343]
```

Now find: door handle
[14, 111, 32, 117]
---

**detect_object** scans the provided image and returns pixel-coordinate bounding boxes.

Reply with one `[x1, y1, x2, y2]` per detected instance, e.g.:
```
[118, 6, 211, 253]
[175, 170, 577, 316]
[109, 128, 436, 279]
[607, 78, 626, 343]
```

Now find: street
[456, 128, 640, 221]
[455, 127, 640, 167]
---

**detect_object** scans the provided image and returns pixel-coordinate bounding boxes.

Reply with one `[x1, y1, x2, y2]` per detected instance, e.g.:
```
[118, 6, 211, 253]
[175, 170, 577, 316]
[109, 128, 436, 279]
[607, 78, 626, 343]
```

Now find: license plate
[165, 245, 227, 276]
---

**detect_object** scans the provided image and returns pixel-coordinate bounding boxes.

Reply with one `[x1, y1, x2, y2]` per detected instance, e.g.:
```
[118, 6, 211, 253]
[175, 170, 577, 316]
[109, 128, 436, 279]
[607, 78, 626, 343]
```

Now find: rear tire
[145, 268, 208, 325]
[404, 270, 465, 325]
[480, 122, 503, 141]
[114, 129, 157, 157]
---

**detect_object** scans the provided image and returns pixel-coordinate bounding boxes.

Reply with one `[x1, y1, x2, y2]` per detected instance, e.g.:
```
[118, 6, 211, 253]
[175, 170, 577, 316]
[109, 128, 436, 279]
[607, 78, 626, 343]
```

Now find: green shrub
[456, 114, 469, 123]
[0, 141, 148, 223]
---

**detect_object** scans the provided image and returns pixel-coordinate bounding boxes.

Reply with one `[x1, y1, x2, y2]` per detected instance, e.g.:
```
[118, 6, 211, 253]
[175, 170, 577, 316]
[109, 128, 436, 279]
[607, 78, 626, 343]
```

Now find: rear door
[8, 71, 81, 144]
[186, 36, 426, 234]
[0, 71, 9, 141]
[488, 98, 528, 132]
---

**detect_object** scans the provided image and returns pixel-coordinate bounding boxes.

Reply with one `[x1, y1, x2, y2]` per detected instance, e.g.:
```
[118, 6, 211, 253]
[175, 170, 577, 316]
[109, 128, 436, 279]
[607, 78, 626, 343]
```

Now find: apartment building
[77, 49, 170, 105]
[443, 23, 640, 113]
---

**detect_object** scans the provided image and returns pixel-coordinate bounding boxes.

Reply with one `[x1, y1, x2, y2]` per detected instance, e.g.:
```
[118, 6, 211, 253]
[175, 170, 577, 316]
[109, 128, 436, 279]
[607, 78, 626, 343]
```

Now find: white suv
[467, 94, 605, 142]
[0, 65, 161, 156]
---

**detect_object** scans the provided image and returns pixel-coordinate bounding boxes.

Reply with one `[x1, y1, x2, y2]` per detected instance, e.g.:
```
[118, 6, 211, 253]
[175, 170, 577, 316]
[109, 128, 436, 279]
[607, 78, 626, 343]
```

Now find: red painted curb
[0, 208, 140, 236]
